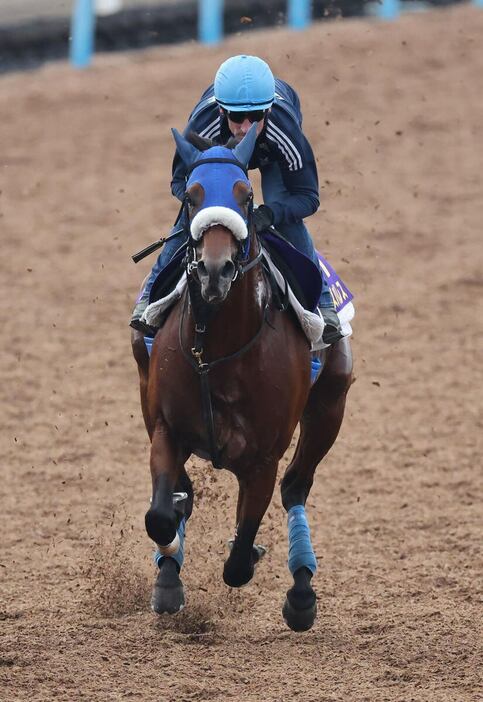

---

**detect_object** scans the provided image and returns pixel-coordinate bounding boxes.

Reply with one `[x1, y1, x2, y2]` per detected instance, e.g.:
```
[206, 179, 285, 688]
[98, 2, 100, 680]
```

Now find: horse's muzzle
[197, 258, 236, 304]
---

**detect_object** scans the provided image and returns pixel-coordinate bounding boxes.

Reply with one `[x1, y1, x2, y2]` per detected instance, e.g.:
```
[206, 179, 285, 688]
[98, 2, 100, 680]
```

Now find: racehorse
[131, 123, 353, 631]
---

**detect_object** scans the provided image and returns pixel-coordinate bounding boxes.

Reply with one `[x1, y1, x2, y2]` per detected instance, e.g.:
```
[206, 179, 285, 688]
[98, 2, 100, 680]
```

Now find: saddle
[148, 231, 321, 311]
[143, 230, 354, 351]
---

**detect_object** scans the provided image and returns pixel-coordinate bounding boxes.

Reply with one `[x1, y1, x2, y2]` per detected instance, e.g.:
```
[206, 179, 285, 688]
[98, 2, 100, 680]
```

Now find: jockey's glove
[253, 205, 274, 234]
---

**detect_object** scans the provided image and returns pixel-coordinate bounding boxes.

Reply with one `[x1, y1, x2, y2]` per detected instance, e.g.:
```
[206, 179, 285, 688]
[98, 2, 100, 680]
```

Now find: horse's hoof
[253, 544, 267, 563]
[227, 540, 267, 565]
[151, 558, 185, 615]
[282, 596, 317, 632]
[223, 559, 254, 588]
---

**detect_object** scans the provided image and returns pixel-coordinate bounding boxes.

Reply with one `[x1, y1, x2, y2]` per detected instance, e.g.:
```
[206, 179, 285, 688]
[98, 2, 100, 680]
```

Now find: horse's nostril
[221, 261, 235, 279]
[197, 260, 207, 276]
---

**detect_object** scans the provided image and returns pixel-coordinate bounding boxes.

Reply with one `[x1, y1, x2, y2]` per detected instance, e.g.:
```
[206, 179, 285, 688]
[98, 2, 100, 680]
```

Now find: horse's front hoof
[282, 593, 317, 632]
[151, 558, 185, 615]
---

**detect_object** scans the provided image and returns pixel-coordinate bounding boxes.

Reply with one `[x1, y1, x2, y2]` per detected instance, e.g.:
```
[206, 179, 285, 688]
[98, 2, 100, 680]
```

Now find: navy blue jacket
[171, 79, 320, 226]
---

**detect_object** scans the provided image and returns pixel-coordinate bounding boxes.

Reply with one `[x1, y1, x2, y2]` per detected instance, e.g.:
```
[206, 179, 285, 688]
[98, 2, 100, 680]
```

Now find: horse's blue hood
[172, 124, 258, 240]
[186, 145, 251, 219]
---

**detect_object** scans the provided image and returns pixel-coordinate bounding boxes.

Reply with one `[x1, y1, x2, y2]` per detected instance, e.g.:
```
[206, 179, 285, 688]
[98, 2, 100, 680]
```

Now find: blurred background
[0, 0, 470, 73]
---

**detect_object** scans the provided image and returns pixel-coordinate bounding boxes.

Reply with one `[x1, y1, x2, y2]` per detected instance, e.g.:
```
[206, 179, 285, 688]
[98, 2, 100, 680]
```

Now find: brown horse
[131, 125, 353, 631]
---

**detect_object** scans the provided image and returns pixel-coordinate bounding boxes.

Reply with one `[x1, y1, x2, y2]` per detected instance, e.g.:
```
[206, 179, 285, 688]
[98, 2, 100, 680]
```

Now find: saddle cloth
[142, 246, 354, 351]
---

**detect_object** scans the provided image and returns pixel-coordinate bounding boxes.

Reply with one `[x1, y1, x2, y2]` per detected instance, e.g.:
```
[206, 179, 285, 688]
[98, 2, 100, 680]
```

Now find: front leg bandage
[287, 505, 317, 576]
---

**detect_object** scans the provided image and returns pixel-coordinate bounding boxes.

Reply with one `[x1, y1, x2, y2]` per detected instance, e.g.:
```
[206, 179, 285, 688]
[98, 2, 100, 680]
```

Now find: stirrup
[130, 317, 157, 336]
[320, 307, 343, 345]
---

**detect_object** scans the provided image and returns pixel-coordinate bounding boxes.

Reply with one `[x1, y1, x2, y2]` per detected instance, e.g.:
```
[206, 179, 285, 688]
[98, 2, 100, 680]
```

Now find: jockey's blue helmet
[214, 55, 275, 112]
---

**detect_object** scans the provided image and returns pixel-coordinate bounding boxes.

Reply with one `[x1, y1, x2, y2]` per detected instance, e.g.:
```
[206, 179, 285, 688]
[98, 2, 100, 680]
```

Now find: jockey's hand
[253, 205, 274, 234]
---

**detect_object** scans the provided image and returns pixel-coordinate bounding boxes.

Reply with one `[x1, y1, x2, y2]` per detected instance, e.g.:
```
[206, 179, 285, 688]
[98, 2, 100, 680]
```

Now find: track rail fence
[70, 0, 483, 68]
[1, 0, 480, 72]
[70, 0, 315, 67]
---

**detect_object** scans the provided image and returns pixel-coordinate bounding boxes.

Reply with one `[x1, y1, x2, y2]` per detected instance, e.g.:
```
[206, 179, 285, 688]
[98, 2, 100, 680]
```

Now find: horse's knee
[145, 507, 177, 547]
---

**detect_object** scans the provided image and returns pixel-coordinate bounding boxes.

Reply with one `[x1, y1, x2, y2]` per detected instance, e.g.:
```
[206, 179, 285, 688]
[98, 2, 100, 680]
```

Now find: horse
[131, 123, 353, 631]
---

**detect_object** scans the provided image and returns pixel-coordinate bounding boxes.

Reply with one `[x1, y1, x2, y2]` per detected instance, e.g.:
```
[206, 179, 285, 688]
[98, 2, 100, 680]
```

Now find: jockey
[131, 54, 343, 344]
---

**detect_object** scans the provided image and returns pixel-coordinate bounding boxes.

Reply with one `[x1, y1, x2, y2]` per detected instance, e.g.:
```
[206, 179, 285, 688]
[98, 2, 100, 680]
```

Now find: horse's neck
[224, 235, 266, 324]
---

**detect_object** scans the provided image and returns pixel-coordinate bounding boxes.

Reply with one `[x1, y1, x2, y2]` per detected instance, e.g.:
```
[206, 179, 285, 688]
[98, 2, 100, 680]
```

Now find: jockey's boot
[130, 299, 157, 336]
[320, 306, 344, 345]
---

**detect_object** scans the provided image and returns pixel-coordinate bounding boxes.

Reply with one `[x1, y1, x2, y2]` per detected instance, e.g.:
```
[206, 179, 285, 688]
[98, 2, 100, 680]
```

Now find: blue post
[199, 0, 223, 45]
[70, 0, 95, 68]
[288, 0, 311, 30]
[474, 0, 483, 7]
[378, 0, 400, 20]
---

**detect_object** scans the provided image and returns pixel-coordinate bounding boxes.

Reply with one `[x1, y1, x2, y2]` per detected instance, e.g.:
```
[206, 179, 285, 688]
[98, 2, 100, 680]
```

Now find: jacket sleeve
[263, 120, 320, 226]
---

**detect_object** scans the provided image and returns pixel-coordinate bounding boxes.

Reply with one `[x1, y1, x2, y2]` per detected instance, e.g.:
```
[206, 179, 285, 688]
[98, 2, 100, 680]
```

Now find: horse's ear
[232, 122, 259, 166]
[186, 131, 214, 152]
[172, 128, 201, 166]
[225, 136, 239, 149]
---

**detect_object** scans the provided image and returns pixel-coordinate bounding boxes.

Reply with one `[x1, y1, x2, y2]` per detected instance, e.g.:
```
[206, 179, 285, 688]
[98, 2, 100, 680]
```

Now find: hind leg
[280, 338, 353, 631]
[223, 459, 278, 588]
[131, 328, 153, 438]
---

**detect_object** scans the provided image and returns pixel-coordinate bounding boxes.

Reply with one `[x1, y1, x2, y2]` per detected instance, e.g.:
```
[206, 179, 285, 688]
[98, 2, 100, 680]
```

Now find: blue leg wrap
[153, 517, 186, 571]
[287, 505, 317, 576]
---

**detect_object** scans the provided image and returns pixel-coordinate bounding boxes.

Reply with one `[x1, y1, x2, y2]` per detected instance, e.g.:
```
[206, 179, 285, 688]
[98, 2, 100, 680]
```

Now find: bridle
[178, 155, 268, 468]
[178, 155, 263, 282]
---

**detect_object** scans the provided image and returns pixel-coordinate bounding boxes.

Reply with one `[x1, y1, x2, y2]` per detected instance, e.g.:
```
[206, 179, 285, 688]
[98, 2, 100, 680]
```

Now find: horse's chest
[172, 378, 257, 462]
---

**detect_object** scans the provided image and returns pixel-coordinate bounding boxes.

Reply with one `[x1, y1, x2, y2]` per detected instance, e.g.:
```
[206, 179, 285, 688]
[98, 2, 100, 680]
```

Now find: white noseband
[190, 206, 248, 241]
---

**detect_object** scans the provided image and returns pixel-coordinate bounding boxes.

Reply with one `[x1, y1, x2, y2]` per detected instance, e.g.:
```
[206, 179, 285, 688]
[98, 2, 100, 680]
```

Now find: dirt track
[1, 6, 482, 700]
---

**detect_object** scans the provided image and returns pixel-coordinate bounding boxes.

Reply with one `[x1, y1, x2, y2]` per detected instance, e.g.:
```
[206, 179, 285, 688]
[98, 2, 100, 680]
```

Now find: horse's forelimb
[145, 421, 188, 548]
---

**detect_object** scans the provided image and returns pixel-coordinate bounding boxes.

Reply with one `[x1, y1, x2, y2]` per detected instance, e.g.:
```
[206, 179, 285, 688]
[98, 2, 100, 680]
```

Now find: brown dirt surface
[1, 6, 482, 701]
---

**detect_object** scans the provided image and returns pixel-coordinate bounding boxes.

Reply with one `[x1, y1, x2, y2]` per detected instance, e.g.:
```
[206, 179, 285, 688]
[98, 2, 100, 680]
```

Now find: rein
[179, 231, 267, 470]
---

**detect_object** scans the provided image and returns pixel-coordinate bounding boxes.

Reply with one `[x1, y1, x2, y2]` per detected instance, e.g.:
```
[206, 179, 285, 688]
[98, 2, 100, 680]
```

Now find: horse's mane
[186, 130, 240, 152]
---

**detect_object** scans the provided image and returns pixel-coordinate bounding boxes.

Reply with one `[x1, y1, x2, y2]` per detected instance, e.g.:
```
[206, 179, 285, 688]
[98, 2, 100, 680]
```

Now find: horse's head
[172, 123, 259, 304]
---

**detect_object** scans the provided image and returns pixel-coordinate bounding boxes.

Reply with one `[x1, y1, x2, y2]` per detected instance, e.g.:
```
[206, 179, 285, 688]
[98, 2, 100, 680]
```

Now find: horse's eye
[186, 184, 204, 208]
[234, 184, 252, 206]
